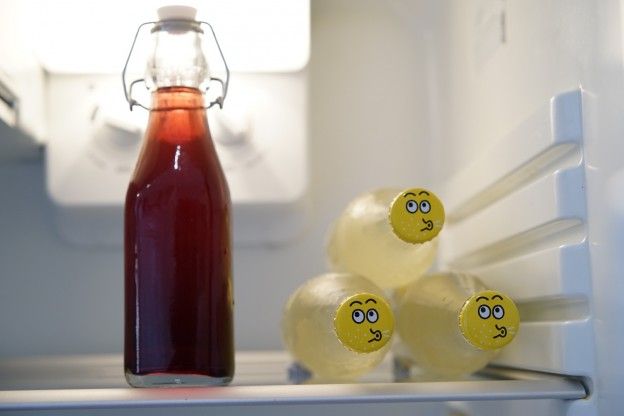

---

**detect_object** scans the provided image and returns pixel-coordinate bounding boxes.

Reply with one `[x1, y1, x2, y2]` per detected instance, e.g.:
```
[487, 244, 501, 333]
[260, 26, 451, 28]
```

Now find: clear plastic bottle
[123, 6, 233, 387]
[281, 273, 395, 381]
[395, 272, 520, 378]
[327, 188, 445, 289]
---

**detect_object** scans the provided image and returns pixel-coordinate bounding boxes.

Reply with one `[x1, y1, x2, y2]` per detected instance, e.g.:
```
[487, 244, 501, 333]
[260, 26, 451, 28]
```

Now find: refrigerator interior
[2, 0, 624, 415]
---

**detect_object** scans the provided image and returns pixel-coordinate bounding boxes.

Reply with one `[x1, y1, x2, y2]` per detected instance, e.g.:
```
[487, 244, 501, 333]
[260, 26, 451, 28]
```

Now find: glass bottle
[123, 6, 233, 387]
[326, 187, 445, 289]
[281, 273, 395, 382]
[394, 272, 520, 379]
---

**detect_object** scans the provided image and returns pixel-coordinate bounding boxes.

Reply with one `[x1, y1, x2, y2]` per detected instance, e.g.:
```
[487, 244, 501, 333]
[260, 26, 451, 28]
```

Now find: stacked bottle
[394, 271, 520, 378]
[327, 187, 445, 289]
[281, 273, 395, 381]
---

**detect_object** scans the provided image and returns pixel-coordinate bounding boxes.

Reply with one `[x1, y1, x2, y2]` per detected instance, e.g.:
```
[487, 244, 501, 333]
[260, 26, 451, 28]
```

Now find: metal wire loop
[122, 20, 230, 111]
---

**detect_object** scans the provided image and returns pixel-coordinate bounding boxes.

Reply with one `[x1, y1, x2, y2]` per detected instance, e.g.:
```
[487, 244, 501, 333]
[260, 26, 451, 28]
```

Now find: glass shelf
[0, 351, 587, 412]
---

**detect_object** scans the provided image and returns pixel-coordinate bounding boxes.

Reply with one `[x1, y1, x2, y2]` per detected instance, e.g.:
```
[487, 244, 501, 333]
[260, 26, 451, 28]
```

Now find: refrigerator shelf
[0, 351, 587, 412]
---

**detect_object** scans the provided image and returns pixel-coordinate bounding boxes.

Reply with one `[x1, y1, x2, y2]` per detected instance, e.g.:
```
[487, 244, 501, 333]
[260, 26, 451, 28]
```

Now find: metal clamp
[122, 20, 230, 111]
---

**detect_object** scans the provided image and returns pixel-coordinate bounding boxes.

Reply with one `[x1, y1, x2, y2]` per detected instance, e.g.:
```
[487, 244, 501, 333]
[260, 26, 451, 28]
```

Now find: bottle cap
[459, 290, 520, 350]
[157, 5, 197, 21]
[334, 292, 394, 353]
[389, 188, 445, 244]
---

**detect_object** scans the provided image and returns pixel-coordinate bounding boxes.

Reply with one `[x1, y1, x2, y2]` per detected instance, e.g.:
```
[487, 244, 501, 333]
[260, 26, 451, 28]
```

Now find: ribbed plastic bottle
[281, 273, 395, 381]
[327, 188, 445, 289]
[395, 272, 520, 378]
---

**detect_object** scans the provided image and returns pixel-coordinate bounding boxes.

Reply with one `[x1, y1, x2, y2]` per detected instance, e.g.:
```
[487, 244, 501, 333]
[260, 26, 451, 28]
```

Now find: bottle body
[327, 189, 439, 289]
[395, 272, 519, 378]
[124, 87, 234, 386]
[281, 273, 394, 381]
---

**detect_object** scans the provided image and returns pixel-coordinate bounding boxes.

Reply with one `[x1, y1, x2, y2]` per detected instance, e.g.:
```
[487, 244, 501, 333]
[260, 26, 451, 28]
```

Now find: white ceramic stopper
[157, 5, 197, 21]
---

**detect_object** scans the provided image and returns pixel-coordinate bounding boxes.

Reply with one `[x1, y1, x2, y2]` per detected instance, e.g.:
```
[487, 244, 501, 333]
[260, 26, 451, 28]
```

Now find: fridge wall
[423, 0, 624, 414]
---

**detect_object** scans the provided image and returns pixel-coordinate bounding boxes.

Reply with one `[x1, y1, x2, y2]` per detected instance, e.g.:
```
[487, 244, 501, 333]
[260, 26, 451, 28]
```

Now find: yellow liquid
[395, 272, 498, 377]
[281, 273, 392, 381]
[327, 189, 438, 289]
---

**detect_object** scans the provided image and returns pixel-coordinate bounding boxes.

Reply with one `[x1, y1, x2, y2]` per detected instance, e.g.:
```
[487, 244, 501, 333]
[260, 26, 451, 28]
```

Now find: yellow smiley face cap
[334, 292, 394, 353]
[389, 188, 445, 244]
[459, 290, 520, 351]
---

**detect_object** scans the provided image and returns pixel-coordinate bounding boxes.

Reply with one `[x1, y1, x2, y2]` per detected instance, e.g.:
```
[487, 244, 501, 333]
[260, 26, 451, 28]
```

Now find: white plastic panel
[470, 243, 591, 301]
[0, 1, 46, 143]
[46, 71, 309, 246]
[440, 90, 596, 382]
[443, 166, 586, 263]
[443, 90, 583, 223]
[492, 321, 594, 376]
[32, 0, 310, 74]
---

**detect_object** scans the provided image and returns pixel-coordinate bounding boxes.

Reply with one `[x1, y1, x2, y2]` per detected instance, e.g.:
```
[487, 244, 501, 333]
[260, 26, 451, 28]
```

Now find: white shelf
[0, 352, 587, 412]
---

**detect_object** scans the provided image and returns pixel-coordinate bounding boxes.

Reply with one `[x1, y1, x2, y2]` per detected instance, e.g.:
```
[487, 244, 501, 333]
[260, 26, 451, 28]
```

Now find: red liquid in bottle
[124, 87, 234, 385]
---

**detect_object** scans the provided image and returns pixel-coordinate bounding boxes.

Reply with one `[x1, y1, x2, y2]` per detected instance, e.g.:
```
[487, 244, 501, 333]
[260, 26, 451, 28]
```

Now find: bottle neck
[150, 86, 206, 110]
[146, 87, 211, 144]
[146, 24, 210, 91]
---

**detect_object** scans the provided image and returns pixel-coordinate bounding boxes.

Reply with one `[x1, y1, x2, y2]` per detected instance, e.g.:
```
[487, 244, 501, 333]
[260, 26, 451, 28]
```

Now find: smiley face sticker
[334, 293, 394, 353]
[389, 188, 445, 244]
[459, 290, 520, 350]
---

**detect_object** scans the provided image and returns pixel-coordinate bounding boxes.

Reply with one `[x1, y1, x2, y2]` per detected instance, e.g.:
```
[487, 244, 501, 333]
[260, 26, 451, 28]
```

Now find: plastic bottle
[327, 188, 445, 289]
[123, 6, 233, 387]
[395, 272, 520, 378]
[281, 273, 395, 381]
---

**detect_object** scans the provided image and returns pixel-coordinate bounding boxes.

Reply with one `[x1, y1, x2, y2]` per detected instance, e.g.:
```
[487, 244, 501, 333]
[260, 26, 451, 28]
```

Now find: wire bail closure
[122, 20, 230, 111]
